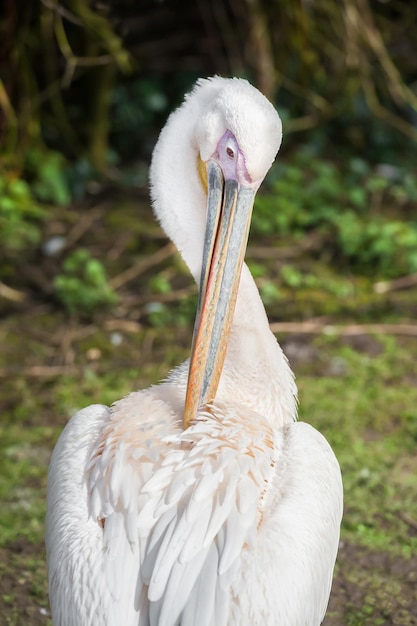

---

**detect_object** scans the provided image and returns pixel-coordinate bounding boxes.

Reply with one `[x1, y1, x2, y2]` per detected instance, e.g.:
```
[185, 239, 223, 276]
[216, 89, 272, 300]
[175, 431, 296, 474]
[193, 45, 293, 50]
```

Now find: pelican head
[194, 77, 282, 189]
[150, 77, 283, 428]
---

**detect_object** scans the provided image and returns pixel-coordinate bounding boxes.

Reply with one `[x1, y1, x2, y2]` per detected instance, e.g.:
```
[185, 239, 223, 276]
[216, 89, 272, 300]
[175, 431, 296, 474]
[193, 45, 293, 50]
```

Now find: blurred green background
[1, 1, 417, 624]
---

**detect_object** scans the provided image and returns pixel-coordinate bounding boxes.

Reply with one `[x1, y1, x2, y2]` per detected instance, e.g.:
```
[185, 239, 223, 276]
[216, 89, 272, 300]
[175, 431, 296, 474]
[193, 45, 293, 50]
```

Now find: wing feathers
[180, 543, 218, 626]
[88, 398, 276, 626]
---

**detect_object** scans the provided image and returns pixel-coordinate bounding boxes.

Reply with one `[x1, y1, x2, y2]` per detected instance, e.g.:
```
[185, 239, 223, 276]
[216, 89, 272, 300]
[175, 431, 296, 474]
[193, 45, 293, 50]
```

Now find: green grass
[297, 335, 417, 558]
[0, 426, 51, 547]
[1, 321, 417, 623]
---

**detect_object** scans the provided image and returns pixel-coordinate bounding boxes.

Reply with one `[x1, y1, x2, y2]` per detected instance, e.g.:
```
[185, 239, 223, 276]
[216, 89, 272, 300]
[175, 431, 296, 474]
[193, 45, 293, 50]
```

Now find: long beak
[183, 161, 256, 429]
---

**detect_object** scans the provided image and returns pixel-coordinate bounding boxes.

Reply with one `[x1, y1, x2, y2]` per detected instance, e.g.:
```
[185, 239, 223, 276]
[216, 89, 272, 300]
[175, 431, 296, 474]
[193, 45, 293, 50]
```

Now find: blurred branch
[0, 281, 26, 303]
[104, 319, 142, 334]
[40, 4, 83, 155]
[64, 205, 105, 250]
[0, 364, 82, 378]
[136, 285, 197, 307]
[109, 242, 176, 290]
[244, 0, 276, 97]
[361, 65, 417, 143]
[357, 0, 417, 111]
[280, 75, 331, 114]
[343, 0, 417, 140]
[40, 0, 83, 26]
[374, 273, 417, 294]
[66, 0, 131, 73]
[0, 80, 16, 123]
[270, 321, 417, 336]
[248, 233, 324, 259]
[54, 12, 119, 89]
[87, 61, 116, 170]
[0, 79, 17, 150]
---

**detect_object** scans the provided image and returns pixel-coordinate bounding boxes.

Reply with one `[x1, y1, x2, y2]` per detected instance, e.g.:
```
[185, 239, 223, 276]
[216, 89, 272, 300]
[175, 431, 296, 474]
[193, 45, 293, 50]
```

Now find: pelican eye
[226, 146, 235, 159]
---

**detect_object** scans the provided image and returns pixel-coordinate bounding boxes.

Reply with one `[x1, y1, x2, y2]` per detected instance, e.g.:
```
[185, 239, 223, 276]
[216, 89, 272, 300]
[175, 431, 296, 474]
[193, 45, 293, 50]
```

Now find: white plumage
[46, 77, 343, 626]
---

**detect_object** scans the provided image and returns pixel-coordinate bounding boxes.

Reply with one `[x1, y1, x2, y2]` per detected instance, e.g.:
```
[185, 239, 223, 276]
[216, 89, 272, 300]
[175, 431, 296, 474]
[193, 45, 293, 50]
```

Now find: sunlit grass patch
[295, 335, 417, 557]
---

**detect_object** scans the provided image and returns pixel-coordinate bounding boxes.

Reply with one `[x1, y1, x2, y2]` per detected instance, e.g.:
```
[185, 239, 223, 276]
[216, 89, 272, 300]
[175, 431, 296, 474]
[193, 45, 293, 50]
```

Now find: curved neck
[150, 83, 222, 282]
[150, 93, 297, 429]
[220, 263, 297, 427]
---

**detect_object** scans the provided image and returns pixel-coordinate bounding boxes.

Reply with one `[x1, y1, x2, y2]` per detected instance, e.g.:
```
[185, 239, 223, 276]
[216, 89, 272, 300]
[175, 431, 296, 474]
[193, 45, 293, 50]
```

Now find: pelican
[46, 76, 343, 626]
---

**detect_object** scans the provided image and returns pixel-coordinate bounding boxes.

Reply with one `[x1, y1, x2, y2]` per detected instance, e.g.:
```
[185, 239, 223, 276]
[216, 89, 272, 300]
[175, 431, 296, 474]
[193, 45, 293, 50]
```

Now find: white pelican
[46, 76, 343, 626]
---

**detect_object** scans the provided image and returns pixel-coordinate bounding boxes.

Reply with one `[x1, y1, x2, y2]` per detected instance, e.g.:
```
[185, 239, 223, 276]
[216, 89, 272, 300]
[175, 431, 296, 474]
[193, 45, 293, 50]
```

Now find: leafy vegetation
[1, 1, 417, 314]
[255, 153, 417, 278]
[25, 150, 72, 207]
[0, 175, 45, 255]
[54, 249, 118, 314]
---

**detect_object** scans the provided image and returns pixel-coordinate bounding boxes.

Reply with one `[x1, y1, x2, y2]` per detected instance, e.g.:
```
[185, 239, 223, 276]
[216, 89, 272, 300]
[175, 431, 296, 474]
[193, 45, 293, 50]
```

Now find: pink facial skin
[211, 130, 256, 189]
